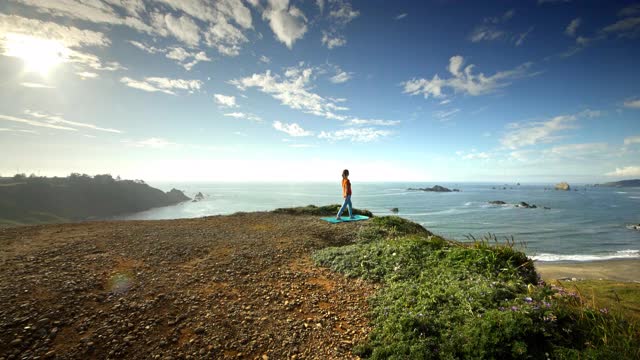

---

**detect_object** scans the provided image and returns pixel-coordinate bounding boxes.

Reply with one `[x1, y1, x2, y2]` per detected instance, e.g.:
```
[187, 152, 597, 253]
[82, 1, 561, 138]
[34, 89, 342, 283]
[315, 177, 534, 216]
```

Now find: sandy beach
[535, 259, 640, 283]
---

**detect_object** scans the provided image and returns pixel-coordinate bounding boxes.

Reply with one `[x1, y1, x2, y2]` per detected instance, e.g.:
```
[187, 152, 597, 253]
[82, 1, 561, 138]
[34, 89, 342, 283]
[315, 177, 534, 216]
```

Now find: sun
[3, 33, 68, 75]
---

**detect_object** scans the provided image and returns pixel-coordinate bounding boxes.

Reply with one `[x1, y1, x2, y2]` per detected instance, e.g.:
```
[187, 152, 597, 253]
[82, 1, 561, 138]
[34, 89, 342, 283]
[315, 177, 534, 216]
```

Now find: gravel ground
[0, 212, 378, 359]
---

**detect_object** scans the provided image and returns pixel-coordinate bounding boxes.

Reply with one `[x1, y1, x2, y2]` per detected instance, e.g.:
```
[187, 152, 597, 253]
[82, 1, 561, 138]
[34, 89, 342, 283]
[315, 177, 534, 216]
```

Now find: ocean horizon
[115, 181, 640, 264]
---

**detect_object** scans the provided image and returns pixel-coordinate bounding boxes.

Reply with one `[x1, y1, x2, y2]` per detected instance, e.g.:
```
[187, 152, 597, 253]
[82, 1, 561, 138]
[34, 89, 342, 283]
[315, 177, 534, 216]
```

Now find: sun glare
[3, 33, 68, 75]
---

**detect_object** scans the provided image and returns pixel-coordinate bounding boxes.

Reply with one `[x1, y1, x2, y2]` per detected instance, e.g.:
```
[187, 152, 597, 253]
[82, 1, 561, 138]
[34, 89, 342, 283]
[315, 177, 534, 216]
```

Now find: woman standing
[336, 169, 354, 220]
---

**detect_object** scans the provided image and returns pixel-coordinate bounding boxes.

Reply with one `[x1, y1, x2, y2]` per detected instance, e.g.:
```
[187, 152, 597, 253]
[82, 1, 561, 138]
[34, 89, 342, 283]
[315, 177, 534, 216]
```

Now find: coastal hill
[598, 179, 640, 187]
[1, 206, 637, 359]
[0, 174, 189, 226]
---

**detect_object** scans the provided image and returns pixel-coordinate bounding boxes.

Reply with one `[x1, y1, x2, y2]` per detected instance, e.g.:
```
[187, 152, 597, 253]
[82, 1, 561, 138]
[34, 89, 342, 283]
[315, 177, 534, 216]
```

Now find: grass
[553, 280, 640, 322]
[312, 214, 640, 359]
[273, 204, 374, 217]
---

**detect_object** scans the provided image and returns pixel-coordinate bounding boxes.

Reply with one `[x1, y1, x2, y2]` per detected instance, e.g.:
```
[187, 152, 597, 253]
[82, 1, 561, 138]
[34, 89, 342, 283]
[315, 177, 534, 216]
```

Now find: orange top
[342, 178, 352, 198]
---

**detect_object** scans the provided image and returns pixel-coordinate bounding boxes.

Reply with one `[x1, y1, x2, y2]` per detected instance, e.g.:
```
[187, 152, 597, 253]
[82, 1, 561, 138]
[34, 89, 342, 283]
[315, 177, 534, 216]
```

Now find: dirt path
[0, 212, 378, 359]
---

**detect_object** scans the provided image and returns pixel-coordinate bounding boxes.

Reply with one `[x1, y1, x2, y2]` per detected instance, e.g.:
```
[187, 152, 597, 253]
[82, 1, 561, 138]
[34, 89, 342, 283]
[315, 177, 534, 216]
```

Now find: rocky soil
[0, 212, 378, 359]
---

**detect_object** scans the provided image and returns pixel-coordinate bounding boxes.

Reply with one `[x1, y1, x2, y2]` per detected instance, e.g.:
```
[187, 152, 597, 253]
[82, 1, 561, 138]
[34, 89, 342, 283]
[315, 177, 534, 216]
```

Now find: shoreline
[535, 259, 640, 282]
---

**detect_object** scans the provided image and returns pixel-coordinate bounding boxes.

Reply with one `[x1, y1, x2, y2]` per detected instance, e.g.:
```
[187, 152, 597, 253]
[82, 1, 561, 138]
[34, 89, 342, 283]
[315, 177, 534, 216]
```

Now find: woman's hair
[342, 169, 349, 178]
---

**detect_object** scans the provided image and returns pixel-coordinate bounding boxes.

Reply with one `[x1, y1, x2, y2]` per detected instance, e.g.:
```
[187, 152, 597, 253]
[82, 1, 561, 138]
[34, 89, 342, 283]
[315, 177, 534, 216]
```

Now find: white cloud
[624, 98, 640, 108]
[8, 0, 154, 34]
[229, 65, 349, 120]
[565, 18, 581, 37]
[214, 94, 238, 107]
[460, 151, 490, 160]
[318, 128, 391, 142]
[624, 135, 640, 145]
[23, 110, 121, 133]
[515, 27, 534, 46]
[0, 114, 76, 131]
[402, 55, 535, 99]
[0, 14, 123, 73]
[321, 31, 347, 49]
[395, 13, 408, 20]
[321, 0, 359, 49]
[500, 110, 599, 149]
[273, 121, 313, 136]
[262, 0, 308, 49]
[76, 71, 99, 79]
[121, 77, 202, 95]
[204, 15, 249, 56]
[151, 12, 200, 46]
[330, 70, 352, 83]
[224, 112, 262, 122]
[0, 127, 37, 134]
[20, 82, 55, 89]
[547, 142, 608, 156]
[289, 143, 316, 148]
[605, 166, 640, 177]
[433, 108, 460, 121]
[166, 47, 211, 70]
[126, 137, 176, 148]
[347, 118, 400, 126]
[259, 55, 271, 63]
[619, 4, 640, 17]
[470, 26, 504, 42]
[329, 0, 360, 25]
[602, 16, 640, 38]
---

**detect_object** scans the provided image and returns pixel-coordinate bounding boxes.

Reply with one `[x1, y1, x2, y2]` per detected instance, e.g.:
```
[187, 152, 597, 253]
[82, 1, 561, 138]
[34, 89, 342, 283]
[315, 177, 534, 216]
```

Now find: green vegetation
[273, 204, 373, 217]
[0, 173, 189, 226]
[313, 215, 640, 359]
[554, 280, 640, 322]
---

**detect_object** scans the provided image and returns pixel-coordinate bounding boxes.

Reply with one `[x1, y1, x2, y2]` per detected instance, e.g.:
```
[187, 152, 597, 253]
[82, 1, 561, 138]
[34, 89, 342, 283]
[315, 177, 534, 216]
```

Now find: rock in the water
[516, 202, 537, 209]
[488, 201, 506, 205]
[554, 182, 570, 191]
[390, 208, 399, 213]
[408, 185, 453, 192]
[627, 224, 640, 231]
[194, 192, 205, 201]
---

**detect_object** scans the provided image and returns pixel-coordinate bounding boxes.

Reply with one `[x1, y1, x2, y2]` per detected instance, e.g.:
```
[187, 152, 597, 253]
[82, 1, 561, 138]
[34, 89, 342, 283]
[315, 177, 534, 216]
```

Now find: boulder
[555, 182, 570, 191]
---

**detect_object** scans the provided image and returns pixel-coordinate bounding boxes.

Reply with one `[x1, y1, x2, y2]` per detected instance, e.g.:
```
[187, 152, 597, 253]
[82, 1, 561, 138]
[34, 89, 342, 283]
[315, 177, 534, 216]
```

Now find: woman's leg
[337, 196, 349, 218]
[347, 197, 353, 218]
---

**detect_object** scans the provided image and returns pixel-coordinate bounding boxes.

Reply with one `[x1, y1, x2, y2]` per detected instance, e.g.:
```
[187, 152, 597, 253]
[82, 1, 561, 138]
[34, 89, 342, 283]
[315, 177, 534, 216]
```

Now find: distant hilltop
[597, 179, 640, 187]
[0, 173, 190, 226]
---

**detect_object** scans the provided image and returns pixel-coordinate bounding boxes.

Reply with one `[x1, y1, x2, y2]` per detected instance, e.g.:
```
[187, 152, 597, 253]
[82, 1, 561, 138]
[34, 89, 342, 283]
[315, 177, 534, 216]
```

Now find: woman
[336, 169, 354, 220]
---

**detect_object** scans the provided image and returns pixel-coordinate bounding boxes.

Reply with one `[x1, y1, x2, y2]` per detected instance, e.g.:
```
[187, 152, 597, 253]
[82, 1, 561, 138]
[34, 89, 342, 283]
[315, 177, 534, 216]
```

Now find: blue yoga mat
[320, 214, 370, 223]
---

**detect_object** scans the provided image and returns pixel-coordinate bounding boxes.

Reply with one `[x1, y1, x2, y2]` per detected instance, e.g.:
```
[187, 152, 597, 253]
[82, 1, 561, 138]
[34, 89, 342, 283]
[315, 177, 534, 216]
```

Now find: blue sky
[1, 0, 639, 182]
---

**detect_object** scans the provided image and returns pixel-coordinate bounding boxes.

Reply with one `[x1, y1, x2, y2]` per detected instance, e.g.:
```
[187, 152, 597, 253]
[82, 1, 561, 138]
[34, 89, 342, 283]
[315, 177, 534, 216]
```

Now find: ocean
[117, 182, 640, 263]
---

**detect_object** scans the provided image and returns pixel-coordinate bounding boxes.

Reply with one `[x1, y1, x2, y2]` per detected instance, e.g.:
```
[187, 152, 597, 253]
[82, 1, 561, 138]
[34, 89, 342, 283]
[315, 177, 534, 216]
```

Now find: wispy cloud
[318, 128, 391, 142]
[500, 110, 600, 149]
[394, 13, 408, 20]
[469, 9, 514, 43]
[402, 55, 536, 99]
[330, 70, 352, 84]
[347, 118, 400, 126]
[23, 110, 121, 133]
[214, 94, 238, 108]
[624, 135, 640, 145]
[129, 41, 211, 70]
[321, 0, 359, 49]
[124, 137, 177, 149]
[273, 121, 313, 137]
[20, 82, 55, 89]
[605, 166, 640, 177]
[624, 98, 640, 108]
[433, 108, 460, 121]
[120, 77, 202, 95]
[565, 18, 581, 37]
[224, 112, 262, 122]
[0, 114, 76, 131]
